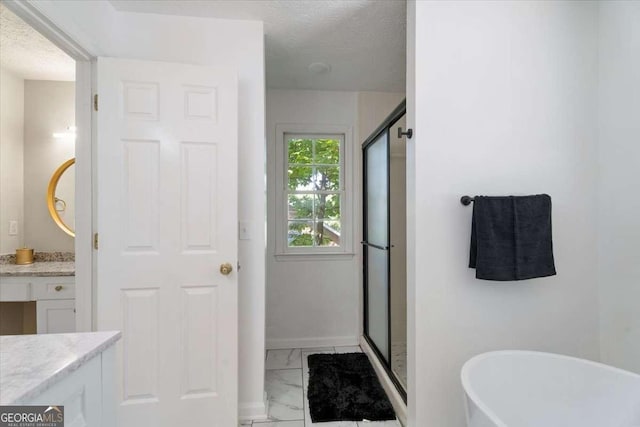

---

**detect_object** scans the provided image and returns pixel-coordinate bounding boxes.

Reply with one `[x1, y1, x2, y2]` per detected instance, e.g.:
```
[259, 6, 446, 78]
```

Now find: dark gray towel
[469, 194, 556, 281]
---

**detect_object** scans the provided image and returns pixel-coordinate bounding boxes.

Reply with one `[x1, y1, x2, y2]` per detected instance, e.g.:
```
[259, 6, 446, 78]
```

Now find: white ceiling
[0, 3, 75, 81]
[109, 0, 406, 92]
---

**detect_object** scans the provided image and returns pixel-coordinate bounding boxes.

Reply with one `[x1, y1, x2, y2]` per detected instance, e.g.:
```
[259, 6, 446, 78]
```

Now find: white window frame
[275, 123, 353, 260]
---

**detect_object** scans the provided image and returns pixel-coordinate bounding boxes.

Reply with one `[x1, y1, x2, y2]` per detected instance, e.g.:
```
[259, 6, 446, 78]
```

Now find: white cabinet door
[96, 58, 239, 427]
[36, 299, 76, 334]
[28, 355, 102, 427]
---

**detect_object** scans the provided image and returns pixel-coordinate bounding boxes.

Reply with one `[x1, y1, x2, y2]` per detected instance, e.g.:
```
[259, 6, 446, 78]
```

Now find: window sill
[274, 252, 355, 262]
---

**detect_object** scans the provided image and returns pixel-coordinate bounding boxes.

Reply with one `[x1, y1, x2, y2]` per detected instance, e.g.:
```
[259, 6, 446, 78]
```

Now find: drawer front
[32, 280, 75, 300]
[0, 281, 32, 301]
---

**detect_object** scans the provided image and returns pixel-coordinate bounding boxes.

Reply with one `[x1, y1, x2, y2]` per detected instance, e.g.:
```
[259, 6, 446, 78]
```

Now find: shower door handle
[361, 241, 389, 251]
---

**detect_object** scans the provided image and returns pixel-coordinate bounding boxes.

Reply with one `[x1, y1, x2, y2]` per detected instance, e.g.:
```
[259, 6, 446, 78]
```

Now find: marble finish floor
[390, 342, 407, 390]
[241, 346, 402, 427]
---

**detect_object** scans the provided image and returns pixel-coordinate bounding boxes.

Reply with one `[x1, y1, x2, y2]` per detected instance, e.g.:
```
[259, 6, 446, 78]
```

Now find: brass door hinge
[93, 94, 98, 111]
[93, 233, 99, 250]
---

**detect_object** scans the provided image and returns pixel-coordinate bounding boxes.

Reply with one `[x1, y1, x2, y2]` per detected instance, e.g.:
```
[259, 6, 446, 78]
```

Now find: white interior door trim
[4, 0, 96, 332]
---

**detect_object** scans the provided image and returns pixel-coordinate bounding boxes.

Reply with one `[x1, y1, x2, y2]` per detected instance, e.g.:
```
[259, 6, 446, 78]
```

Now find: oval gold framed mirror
[47, 158, 75, 237]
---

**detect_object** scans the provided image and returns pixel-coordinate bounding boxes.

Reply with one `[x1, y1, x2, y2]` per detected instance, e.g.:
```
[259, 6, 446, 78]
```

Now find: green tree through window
[286, 136, 342, 247]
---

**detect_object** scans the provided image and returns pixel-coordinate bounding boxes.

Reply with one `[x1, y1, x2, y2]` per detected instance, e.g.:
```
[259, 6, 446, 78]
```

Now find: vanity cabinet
[36, 299, 75, 334]
[26, 351, 104, 426]
[1, 331, 120, 427]
[0, 276, 76, 334]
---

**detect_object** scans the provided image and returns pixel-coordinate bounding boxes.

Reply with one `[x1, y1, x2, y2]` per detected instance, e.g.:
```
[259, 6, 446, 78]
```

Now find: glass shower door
[363, 101, 407, 401]
[363, 131, 390, 363]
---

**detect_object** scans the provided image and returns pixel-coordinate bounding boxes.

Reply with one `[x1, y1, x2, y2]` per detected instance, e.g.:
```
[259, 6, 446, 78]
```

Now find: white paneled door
[96, 58, 238, 427]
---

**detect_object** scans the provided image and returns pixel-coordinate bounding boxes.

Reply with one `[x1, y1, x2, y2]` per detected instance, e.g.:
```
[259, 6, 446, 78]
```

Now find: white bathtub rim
[461, 352, 509, 427]
[460, 350, 640, 427]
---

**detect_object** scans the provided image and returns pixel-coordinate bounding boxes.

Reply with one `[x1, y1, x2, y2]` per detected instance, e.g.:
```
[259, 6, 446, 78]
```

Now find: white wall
[266, 89, 404, 349]
[266, 89, 359, 348]
[597, 0, 640, 374]
[30, 1, 267, 417]
[358, 92, 406, 142]
[0, 67, 24, 254]
[23, 80, 75, 252]
[409, 2, 600, 426]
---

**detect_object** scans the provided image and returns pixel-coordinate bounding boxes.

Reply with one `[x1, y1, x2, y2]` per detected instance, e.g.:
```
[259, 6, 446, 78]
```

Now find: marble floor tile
[253, 421, 305, 427]
[308, 421, 359, 427]
[261, 348, 399, 427]
[357, 420, 401, 426]
[266, 349, 303, 370]
[390, 342, 407, 390]
[301, 346, 335, 353]
[334, 345, 362, 353]
[265, 369, 304, 421]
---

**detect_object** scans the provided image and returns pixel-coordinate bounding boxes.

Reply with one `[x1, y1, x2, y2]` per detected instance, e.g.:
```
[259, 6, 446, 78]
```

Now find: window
[286, 134, 342, 247]
[275, 125, 353, 258]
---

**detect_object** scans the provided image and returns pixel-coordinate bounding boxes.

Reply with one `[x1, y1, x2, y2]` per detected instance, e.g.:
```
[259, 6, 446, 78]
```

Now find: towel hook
[460, 196, 474, 206]
[397, 127, 413, 139]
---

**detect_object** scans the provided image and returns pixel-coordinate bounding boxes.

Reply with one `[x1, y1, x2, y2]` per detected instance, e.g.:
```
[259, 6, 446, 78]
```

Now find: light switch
[8, 221, 18, 236]
[239, 221, 251, 240]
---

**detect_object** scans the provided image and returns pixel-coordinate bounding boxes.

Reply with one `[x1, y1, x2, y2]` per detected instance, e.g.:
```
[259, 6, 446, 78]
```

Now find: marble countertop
[0, 331, 121, 405]
[0, 262, 75, 277]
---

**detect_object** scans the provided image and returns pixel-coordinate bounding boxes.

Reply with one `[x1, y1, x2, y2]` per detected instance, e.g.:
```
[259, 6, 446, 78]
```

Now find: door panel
[365, 133, 388, 246]
[96, 58, 238, 427]
[362, 103, 408, 400]
[36, 299, 75, 334]
[363, 131, 390, 363]
[366, 246, 389, 362]
[389, 114, 408, 389]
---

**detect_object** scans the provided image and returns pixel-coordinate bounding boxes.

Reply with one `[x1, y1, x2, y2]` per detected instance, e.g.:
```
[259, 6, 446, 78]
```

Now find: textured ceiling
[0, 3, 75, 81]
[109, 0, 406, 92]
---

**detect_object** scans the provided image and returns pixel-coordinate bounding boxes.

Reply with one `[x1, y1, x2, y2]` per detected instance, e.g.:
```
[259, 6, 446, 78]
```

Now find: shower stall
[362, 101, 407, 399]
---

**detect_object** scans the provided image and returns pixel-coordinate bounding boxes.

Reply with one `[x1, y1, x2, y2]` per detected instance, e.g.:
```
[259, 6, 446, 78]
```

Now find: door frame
[362, 100, 407, 402]
[4, 1, 96, 332]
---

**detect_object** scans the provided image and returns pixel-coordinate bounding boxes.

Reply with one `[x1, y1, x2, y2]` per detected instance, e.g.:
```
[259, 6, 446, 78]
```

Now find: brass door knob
[220, 263, 233, 276]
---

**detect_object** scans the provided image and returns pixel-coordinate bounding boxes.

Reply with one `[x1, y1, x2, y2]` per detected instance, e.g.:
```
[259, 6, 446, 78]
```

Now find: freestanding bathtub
[461, 350, 640, 427]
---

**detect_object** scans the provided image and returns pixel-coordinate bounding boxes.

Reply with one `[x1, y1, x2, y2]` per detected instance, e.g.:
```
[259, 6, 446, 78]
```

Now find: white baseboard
[266, 335, 359, 350]
[360, 336, 407, 427]
[238, 392, 269, 422]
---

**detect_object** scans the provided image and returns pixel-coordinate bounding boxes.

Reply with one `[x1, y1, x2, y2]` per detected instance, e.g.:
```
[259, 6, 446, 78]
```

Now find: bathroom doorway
[0, 3, 76, 335]
[362, 100, 407, 399]
[2, 1, 95, 332]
